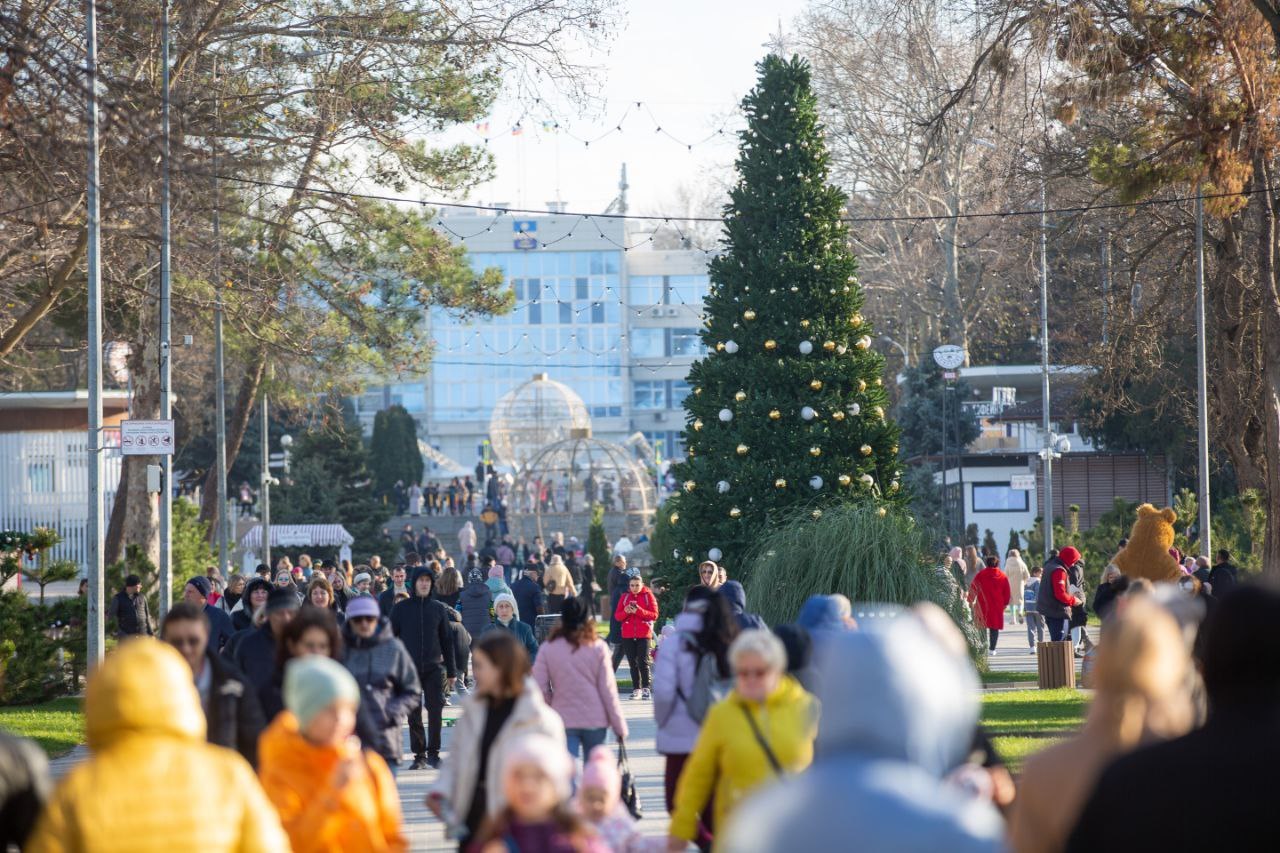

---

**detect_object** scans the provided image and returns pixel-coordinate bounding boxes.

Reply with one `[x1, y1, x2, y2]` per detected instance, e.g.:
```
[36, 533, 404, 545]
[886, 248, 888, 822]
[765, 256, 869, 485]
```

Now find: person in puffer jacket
[460, 568, 494, 647]
[341, 595, 421, 771]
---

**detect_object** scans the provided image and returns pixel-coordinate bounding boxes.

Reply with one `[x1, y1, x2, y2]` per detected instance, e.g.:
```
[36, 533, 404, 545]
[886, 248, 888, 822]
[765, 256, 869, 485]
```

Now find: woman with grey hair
[667, 629, 819, 850]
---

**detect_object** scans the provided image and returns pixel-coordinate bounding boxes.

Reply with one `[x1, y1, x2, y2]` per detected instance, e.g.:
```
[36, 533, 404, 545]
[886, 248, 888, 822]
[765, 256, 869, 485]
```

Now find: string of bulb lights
[468, 99, 739, 151]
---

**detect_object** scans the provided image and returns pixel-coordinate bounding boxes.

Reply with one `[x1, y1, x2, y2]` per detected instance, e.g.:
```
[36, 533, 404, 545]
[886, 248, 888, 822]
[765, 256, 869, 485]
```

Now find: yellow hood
[85, 637, 206, 750]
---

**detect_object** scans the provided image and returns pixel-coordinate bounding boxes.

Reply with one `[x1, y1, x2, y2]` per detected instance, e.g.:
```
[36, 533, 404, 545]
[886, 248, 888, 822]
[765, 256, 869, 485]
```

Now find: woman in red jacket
[968, 556, 1012, 655]
[613, 570, 658, 700]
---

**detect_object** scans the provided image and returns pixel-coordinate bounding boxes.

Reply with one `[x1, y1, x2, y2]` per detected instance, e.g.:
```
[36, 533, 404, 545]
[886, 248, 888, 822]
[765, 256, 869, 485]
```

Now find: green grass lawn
[981, 688, 1087, 773]
[980, 670, 1039, 684]
[0, 697, 84, 758]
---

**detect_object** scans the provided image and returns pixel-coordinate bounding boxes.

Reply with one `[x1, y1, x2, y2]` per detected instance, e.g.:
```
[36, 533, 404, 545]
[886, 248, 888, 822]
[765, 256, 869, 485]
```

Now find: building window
[668, 274, 710, 305]
[669, 379, 691, 408]
[629, 275, 665, 306]
[27, 459, 54, 493]
[972, 483, 1030, 512]
[669, 328, 704, 357]
[633, 380, 667, 410]
[591, 302, 605, 323]
[630, 328, 664, 358]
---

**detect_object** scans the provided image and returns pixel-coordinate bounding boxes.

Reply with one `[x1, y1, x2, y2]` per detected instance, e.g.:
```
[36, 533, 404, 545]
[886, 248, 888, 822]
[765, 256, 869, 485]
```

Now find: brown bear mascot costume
[1113, 504, 1183, 583]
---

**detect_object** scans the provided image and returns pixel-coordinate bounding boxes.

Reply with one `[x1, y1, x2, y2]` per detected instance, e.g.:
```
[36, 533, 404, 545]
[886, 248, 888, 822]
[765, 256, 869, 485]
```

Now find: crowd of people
[4, 523, 1279, 853]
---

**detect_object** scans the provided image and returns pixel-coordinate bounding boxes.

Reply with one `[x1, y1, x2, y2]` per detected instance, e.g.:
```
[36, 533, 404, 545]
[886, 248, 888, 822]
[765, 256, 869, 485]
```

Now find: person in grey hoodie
[341, 594, 421, 771]
[721, 608, 1005, 853]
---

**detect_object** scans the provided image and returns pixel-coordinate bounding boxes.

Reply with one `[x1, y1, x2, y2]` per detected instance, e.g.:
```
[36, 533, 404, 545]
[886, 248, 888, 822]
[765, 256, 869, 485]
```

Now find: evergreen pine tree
[662, 55, 903, 583]
[369, 405, 424, 497]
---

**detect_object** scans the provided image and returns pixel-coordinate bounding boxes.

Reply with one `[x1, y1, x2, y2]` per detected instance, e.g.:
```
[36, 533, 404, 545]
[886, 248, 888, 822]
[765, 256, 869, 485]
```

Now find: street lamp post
[260, 394, 271, 572]
[85, 0, 105, 669]
[1194, 186, 1212, 557]
[1039, 178, 1055, 563]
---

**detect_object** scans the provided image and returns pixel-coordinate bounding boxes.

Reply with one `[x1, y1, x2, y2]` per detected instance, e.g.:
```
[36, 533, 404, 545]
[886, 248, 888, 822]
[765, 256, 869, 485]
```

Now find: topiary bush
[743, 502, 983, 659]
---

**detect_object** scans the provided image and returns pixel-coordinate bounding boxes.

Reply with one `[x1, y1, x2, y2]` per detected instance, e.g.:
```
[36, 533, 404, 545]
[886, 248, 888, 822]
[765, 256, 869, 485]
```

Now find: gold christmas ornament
[838, 474, 852, 487]
[736, 443, 750, 456]
[743, 309, 757, 321]
[850, 312, 864, 326]
[729, 506, 742, 519]
[734, 390, 747, 402]
[774, 478, 787, 489]
[874, 406, 885, 419]
[800, 319, 811, 328]
[685, 555, 695, 563]
[855, 336, 872, 350]
[823, 341, 836, 352]
[764, 340, 777, 351]
[875, 377, 883, 386]
[857, 380, 868, 392]
[768, 409, 782, 420]
[809, 446, 822, 457]
[694, 387, 703, 396]
[809, 379, 823, 391]
[877, 507, 888, 518]
[889, 481, 901, 493]
[890, 444, 899, 455]
[683, 480, 696, 493]
[669, 512, 680, 524]
[831, 410, 846, 422]
[692, 419, 704, 431]
[861, 444, 873, 456]
[811, 509, 823, 520]
[715, 342, 725, 352]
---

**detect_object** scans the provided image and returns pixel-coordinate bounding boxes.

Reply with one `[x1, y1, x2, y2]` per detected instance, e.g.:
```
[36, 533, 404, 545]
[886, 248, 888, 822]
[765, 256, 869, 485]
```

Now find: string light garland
[466, 100, 740, 152]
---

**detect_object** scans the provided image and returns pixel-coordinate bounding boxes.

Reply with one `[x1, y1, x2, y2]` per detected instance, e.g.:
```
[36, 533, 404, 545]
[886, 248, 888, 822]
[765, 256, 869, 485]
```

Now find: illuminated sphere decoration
[708, 547, 723, 561]
[729, 506, 742, 518]
[800, 406, 816, 421]
[724, 340, 739, 354]
[798, 340, 814, 355]
[719, 408, 734, 422]
[488, 373, 591, 470]
[716, 480, 731, 493]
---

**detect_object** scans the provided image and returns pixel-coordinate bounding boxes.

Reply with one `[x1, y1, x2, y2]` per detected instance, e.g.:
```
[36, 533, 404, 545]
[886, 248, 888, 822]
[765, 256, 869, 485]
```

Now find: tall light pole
[212, 55, 230, 576]
[157, 0, 174, 615]
[1040, 177, 1054, 563]
[260, 393, 272, 572]
[1194, 185, 1212, 557]
[85, 0, 105, 669]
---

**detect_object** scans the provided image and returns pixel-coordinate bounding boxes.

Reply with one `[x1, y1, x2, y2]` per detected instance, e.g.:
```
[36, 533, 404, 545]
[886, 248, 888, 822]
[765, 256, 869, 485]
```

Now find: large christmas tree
[662, 55, 903, 582]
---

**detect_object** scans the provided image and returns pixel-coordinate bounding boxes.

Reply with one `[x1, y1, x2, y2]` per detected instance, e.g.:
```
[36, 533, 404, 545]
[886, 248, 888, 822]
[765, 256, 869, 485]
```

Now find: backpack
[1024, 578, 1040, 612]
[677, 635, 733, 723]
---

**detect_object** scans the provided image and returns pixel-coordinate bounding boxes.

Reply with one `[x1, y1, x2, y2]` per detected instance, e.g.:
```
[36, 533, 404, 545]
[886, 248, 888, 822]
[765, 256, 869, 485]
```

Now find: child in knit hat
[576, 745, 663, 852]
[470, 733, 606, 853]
[258, 655, 406, 852]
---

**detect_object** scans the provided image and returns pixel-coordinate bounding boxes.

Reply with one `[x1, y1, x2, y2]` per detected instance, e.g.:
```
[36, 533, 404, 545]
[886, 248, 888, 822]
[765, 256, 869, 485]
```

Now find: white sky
[443, 0, 812, 217]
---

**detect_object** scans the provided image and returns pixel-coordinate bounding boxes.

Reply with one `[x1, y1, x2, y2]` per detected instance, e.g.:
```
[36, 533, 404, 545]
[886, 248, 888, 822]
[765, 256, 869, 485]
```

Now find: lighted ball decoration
[775, 478, 787, 489]
[729, 506, 742, 518]
[718, 408, 733, 422]
[724, 340, 739, 354]
[736, 444, 750, 456]
[708, 548, 723, 561]
[716, 480, 731, 493]
[734, 390, 748, 402]
[809, 475, 823, 490]
[800, 406, 816, 421]
[798, 340, 814, 355]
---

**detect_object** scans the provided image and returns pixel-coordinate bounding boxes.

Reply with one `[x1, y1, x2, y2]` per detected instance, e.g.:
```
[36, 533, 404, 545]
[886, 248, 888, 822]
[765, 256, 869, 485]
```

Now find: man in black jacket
[182, 576, 234, 653]
[378, 564, 409, 616]
[111, 574, 153, 638]
[162, 602, 266, 767]
[1067, 585, 1280, 852]
[511, 564, 545, 629]
[1208, 549, 1240, 598]
[226, 586, 299, 715]
[391, 566, 456, 769]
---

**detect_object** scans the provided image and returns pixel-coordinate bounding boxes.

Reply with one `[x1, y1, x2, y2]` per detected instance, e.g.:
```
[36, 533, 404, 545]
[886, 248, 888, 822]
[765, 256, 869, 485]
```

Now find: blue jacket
[486, 617, 539, 662]
[720, 580, 767, 631]
[511, 576, 545, 627]
[203, 603, 235, 653]
[722, 616, 1005, 853]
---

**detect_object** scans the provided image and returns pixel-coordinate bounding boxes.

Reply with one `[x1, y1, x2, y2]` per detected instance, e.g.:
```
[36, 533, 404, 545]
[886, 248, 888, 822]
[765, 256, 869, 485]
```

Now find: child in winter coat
[613, 570, 659, 700]
[259, 655, 406, 852]
[469, 733, 606, 853]
[577, 745, 663, 852]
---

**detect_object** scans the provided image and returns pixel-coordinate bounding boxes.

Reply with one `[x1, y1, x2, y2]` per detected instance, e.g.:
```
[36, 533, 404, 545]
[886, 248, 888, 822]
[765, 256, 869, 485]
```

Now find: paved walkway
[399, 663, 667, 851]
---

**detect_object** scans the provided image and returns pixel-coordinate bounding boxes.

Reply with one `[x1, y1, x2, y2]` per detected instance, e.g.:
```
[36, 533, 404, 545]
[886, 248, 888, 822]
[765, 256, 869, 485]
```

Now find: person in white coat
[427, 630, 564, 849]
[1006, 549, 1031, 624]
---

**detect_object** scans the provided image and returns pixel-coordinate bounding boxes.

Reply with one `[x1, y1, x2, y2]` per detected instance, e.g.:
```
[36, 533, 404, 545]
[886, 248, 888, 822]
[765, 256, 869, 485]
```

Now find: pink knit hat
[487, 566, 504, 579]
[579, 745, 620, 806]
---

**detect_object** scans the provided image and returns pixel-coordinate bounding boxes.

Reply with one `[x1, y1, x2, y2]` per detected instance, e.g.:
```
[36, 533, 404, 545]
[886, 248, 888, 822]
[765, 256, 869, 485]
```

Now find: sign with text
[1010, 473, 1037, 491]
[513, 219, 538, 250]
[120, 419, 175, 456]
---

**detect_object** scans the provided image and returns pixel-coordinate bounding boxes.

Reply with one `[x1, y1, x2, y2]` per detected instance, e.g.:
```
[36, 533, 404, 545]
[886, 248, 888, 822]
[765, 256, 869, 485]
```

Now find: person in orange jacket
[968, 556, 1012, 655]
[614, 569, 659, 700]
[258, 655, 406, 852]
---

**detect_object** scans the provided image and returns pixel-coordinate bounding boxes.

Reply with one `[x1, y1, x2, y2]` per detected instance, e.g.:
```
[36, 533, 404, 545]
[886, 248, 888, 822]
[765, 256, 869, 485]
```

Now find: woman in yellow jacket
[27, 638, 287, 853]
[258, 655, 407, 852]
[667, 629, 819, 851]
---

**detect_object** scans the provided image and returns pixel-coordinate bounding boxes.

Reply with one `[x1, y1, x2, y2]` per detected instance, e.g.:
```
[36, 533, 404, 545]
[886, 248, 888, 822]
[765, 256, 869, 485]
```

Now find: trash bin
[1037, 640, 1075, 689]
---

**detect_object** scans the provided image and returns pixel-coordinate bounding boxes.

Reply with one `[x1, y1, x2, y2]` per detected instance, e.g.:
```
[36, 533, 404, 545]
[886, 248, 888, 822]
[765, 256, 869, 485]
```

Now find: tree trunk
[197, 349, 266, 540]
[1253, 155, 1280, 577]
[104, 336, 162, 568]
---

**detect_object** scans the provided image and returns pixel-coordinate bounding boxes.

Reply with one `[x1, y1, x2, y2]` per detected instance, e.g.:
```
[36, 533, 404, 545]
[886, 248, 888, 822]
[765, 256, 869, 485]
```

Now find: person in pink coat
[968, 555, 1012, 655]
[614, 570, 659, 700]
[531, 597, 629, 765]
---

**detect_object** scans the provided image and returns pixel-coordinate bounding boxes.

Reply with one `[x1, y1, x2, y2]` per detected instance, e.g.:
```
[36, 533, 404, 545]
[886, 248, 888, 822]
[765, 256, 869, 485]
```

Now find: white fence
[0, 430, 122, 573]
